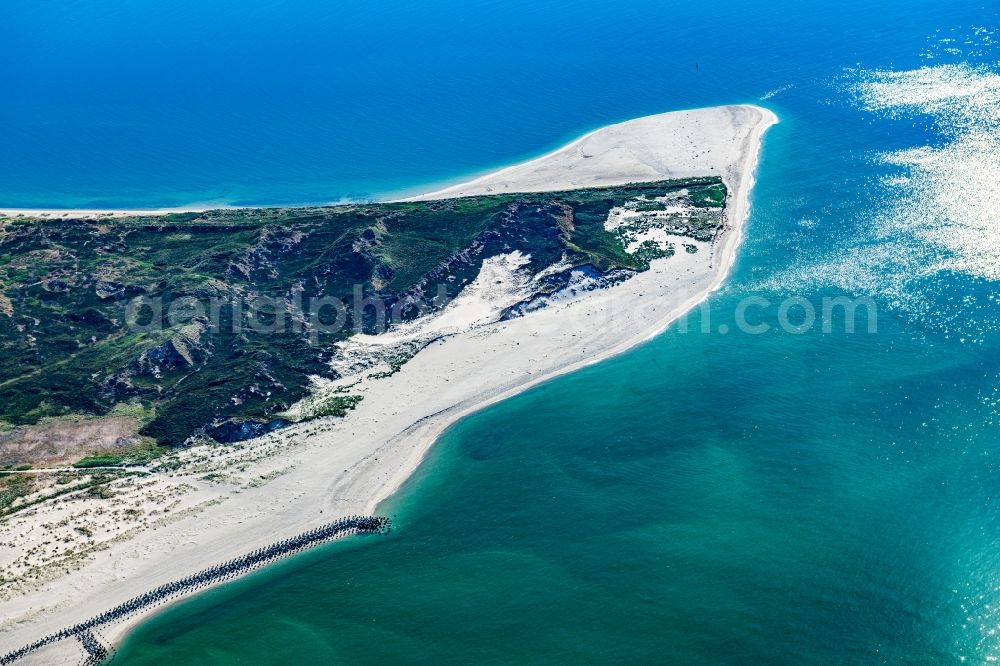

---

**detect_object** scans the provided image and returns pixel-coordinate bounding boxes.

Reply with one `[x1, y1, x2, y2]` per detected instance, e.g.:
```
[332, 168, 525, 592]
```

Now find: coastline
[369, 104, 777, 513]
[0, 207, 211, 220]
[0, 104, 776, 662]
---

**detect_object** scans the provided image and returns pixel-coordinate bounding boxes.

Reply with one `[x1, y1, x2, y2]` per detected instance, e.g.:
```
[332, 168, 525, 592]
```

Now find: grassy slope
[0, 178, 723, 446]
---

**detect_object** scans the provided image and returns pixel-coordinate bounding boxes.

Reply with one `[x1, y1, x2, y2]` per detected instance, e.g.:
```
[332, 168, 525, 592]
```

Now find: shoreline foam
[0, 104, 776, 661]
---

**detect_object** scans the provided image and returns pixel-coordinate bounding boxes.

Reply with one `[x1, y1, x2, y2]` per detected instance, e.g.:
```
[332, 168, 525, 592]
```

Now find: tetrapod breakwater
[0, 515, 391, 665]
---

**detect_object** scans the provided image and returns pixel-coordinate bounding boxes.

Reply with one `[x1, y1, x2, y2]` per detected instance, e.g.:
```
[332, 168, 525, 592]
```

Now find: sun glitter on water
[855, 63, 1000, 282]
[750, 61, 1000, 342]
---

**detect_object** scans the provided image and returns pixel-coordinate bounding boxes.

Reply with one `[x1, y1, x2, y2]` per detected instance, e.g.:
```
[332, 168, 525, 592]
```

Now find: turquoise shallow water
[13, 0, 999, 663]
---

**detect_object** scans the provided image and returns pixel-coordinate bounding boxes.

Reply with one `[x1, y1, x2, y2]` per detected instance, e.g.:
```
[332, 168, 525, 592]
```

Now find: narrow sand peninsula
[0, 104, 776, 662]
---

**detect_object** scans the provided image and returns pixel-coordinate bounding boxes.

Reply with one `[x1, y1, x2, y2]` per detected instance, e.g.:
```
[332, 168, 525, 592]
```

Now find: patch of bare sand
[0, 416, 145, 468]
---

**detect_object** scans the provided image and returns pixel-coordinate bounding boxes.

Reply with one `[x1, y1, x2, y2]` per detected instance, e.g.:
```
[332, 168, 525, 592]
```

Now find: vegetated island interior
[0, 177, 725, 511]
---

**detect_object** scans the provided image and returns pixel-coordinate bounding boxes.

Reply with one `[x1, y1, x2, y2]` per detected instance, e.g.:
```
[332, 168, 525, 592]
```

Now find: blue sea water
[1, 0, 987, 208]
[10, 0, 1000, 663]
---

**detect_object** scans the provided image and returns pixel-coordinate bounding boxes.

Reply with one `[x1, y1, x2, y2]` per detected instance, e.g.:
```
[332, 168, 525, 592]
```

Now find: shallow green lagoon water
[113, 299, 1000, 663]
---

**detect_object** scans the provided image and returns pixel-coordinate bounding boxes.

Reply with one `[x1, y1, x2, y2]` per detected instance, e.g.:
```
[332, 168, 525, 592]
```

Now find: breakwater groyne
[0, 515, 390, 665]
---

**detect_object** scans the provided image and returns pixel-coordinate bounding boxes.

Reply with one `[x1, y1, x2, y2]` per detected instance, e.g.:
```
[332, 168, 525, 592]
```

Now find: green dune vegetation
[0, 178, 725, 465]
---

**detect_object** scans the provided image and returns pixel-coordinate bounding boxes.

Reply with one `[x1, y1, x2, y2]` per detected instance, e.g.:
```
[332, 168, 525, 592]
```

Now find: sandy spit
[0, 104, 776, 660]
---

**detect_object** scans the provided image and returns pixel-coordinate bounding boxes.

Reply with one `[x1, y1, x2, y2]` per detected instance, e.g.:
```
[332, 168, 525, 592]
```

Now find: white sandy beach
[0, 207, 209, 220]
[0, 104, 776, 662]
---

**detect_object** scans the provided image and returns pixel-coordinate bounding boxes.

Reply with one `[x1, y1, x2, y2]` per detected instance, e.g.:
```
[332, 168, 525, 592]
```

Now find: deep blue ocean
[2, 0, 988, 208]
[8, 0, 1000, 663]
